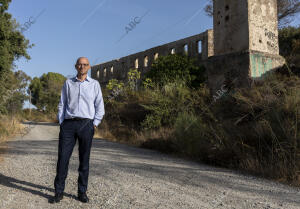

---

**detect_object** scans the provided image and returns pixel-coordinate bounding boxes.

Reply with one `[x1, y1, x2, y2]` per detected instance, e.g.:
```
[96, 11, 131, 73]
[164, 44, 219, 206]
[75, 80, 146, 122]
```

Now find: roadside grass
[0, 110, 56, 161]
[0, 115, 24, 142]
[21, 109, 57, 123]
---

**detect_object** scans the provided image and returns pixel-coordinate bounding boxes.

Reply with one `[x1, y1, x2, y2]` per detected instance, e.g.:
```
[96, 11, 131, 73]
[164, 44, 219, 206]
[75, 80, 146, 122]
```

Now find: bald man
[52, 57, 105, 203]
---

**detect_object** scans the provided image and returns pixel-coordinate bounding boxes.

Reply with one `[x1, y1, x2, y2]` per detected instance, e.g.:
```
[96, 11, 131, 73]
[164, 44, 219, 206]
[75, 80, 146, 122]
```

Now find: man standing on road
[52, 57, 105, 203]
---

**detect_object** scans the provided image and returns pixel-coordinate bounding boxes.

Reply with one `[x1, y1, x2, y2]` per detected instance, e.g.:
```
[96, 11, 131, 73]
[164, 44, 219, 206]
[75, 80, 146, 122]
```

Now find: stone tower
[214, 0, 279, 56]
[207, 0, 285, 91]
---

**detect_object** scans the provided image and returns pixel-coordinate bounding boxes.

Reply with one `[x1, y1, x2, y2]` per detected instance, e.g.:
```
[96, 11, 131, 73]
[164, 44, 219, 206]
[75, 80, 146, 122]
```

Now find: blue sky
[8, 0, 215, 79]
[8, 0, 300, 79]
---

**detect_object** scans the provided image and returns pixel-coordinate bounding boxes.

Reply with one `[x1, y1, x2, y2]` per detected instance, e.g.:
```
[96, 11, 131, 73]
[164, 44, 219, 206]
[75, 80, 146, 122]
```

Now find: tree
[3, 70, 31, 114]
[277, 0, 300, 27]
[0, 0, 32, 74]
[29, 77, 43, 109]
[204, 0, 300, 28]
[0, 70, 31, 114]
[0, 0, 32, 113]
[279, 26, 300, 67]
[145, 54, 206, 88]
[29, 72, 66, 113]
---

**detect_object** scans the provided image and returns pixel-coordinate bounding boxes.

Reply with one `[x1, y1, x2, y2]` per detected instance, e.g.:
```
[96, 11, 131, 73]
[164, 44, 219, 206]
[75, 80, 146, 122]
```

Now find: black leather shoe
[53, 192, 63, 203]
[78, 192, 89, 203]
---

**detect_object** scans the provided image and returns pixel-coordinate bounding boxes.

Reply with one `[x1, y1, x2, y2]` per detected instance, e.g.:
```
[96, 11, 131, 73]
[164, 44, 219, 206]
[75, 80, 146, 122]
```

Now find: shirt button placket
[78, 82, 81, 112]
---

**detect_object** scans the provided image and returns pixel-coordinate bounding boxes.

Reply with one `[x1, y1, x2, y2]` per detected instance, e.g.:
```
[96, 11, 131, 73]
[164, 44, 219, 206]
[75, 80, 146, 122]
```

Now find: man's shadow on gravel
[0, 173, 76, 202]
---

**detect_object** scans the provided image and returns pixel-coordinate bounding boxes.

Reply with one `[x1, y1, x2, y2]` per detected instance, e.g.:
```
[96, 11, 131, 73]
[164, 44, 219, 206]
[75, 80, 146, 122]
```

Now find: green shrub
[279, 26, 300, 68]
[140, 72, 300, 183]
[145, 54, 206, 88]
[172, 73, 300, 181]
[141, 79, 208, 129]
[127, 68, 141, 91]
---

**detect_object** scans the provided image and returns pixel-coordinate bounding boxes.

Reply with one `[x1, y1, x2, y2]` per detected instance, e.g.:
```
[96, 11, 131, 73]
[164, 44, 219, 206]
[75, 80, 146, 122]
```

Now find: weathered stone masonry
[91, 30, 214, 85]
[206, 0, 285, 92]
[91, 0, 285, 91]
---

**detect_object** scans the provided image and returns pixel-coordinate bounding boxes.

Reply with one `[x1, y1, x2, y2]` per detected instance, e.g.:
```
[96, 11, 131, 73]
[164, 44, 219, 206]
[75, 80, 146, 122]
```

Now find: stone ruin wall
[248, 0, 279, 55]
[91, 30, 214, 85]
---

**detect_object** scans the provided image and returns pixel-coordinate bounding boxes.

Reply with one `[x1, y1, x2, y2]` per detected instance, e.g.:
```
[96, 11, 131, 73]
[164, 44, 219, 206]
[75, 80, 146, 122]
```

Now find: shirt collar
[73, 75, 91, 82]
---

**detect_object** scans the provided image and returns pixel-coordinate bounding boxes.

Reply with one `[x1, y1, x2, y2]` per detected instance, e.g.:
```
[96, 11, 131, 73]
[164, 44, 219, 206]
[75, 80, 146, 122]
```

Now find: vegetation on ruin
[145, 54, 206, 88]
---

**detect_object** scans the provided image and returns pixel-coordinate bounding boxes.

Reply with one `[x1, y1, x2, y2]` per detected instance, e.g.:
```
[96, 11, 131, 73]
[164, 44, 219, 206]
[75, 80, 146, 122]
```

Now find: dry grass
[95, 116, 174, 149]
[22, 109, 57, 123]
[0, 115, 24, 143]
[94, 120, 116, 141]
[0, 115, 25, 162]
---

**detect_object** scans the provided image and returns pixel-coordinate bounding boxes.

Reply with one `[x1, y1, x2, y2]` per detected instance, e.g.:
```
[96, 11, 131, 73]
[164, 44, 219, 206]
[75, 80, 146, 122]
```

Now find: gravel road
[0, 122, 299, 209]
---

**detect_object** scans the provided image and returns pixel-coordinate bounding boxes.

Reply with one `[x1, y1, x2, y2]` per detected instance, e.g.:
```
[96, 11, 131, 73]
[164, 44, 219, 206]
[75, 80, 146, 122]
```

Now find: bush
[171, 73, 300, 183]
[145, 54, 206, 88]
[141, 79, 210, 129]
[279, 26, 300, 68]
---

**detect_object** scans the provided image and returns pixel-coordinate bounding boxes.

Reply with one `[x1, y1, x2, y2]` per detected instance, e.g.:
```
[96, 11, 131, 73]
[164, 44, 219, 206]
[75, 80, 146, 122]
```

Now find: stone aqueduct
[91, 0, 285, 91]
[91, 30, 214, 84]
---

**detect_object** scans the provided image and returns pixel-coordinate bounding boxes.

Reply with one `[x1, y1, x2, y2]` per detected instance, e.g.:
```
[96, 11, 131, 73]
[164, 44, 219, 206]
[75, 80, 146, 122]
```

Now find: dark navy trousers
[54, 119, 94, 194]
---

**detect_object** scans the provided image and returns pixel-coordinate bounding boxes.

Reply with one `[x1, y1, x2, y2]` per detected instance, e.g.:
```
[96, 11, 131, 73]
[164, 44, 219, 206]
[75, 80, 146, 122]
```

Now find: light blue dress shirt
[57, 75, 105, 126]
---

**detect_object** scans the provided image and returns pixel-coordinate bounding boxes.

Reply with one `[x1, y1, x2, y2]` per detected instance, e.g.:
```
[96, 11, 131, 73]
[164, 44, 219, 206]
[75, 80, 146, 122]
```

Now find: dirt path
[0, 122, 299, 209]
